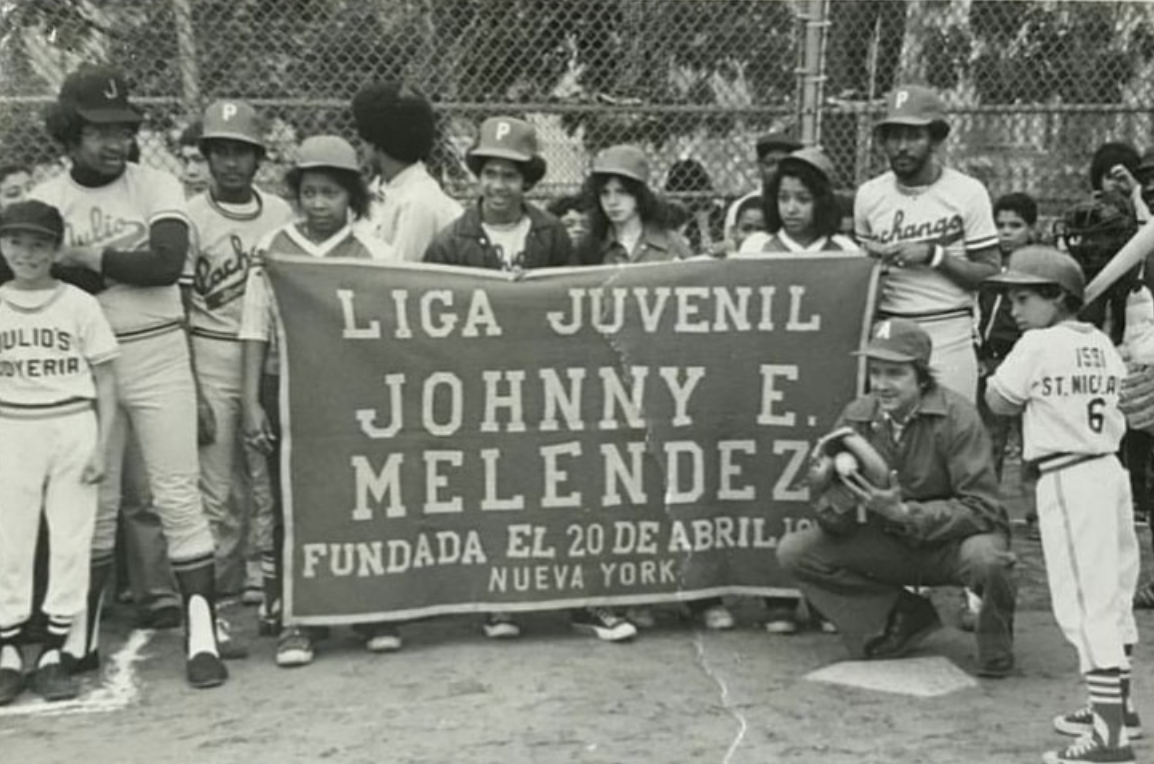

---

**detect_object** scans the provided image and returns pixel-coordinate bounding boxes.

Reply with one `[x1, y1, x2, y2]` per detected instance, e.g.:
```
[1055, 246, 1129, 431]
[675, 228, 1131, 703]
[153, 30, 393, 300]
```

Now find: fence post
[171, 0, 200, 111]
[796, 0, 829, 147]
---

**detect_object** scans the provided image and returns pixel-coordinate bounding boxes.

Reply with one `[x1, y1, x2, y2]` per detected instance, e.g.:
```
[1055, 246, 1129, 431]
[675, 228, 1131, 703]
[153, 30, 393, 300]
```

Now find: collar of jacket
[843, 384, 949, 425]
[453, 200, 551, 238]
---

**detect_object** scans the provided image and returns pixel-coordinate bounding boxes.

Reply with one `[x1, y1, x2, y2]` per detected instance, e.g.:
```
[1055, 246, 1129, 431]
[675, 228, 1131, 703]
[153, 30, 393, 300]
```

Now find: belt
[1030, 452, 1111, 475]
[878, 307, 973, 323]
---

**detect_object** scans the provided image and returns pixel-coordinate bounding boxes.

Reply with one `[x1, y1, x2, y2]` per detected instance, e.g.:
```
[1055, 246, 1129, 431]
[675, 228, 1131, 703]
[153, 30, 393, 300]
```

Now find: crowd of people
[0, 63, 1152, 764]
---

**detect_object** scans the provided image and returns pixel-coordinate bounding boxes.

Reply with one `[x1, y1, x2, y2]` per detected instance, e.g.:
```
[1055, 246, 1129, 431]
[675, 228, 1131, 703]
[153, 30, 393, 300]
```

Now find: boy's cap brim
[0, 222, 62, 238]
[853, 348, 921, 363]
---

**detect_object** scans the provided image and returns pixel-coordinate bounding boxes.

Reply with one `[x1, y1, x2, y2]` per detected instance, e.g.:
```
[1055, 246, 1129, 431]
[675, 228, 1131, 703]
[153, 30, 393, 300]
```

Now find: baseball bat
[1084, 221, 1154, 304]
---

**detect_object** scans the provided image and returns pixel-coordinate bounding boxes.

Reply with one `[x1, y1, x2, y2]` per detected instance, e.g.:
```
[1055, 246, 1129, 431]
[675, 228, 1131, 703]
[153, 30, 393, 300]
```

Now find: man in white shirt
[351, 82, 461, 261]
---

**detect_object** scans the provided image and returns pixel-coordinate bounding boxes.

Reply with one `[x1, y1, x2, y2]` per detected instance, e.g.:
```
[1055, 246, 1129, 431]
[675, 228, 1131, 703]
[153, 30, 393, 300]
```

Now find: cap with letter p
[876, 85, 949, 140]
[199, 100, 265, 152]
[465, 116, 546, 185]
[856, 318, 933, 365]
[985, 244, 1086, 300]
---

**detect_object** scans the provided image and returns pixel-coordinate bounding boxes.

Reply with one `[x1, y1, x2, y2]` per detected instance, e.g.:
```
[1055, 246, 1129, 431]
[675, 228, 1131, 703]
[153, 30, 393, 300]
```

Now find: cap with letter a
[855, 318, 933, 364]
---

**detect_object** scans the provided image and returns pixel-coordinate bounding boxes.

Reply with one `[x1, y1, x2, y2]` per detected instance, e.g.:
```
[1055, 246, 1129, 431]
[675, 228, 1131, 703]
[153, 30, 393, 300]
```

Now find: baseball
[834, 451, 859, 477]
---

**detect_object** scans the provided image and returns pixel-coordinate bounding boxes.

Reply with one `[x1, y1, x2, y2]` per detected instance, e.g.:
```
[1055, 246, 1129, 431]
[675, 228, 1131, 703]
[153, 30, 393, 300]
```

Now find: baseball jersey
[185, 189, 295, 341]
[988, 321, 1126, 462]
[361, 162, 462, 262]
[0, 282, 118, 412]
[855, 167, 998, 316]
[239, 222, 388, 373]
[30, 164, 190, 337]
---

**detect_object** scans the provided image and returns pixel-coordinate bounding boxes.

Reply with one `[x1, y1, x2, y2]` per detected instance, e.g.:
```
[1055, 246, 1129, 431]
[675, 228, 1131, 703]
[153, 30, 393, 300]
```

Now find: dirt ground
[3, 462, 1154, 764]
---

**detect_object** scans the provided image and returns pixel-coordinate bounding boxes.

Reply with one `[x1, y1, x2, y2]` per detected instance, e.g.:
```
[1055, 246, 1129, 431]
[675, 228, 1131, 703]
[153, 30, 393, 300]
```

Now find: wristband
[929, 244, 946, 269]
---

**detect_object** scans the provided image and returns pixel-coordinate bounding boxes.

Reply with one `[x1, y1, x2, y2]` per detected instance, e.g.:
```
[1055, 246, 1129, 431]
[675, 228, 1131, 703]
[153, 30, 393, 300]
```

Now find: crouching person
[776, 318, 1017, 678]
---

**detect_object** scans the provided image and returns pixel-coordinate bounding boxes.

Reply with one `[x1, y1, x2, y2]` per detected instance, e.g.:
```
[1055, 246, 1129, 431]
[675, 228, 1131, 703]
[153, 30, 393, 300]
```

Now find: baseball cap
[199, 100, 265, 150]
[592, 144, 650, 185]
[465, 117, 546, 184]
[855, 318, 933, 364]
[777, 147, 837, 187]
[0, 200, 65, 242]
[986, 245, 1086, 300]
[295, 135, 360, 173]
[58, 64, 142, 125]
[755, 131, 802, 158]
[876, 85, 949, 137]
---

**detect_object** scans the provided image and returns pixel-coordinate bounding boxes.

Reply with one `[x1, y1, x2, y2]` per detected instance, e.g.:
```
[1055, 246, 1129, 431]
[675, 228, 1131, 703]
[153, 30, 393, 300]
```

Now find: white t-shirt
[480, 216, 532, 270]
[0, 282, 119, 408]
[31, 164, 190, 336]
[361, 162, 463, 262]
[854, 166, 998, 316]
[989, 321, 1126, 462]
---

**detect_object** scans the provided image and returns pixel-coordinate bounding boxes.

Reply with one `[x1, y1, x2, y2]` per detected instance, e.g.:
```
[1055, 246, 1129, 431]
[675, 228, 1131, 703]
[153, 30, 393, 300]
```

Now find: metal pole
[171, 0, 200, 110]
[796, 0, 829, 146]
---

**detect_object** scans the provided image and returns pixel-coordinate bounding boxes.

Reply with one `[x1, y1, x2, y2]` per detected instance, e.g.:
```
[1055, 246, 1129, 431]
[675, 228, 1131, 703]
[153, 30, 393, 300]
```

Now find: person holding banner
[423, 117, 572, 272]
[239, 135, 393, 667]
[576, 144, 694, 265]
[776, 318, 1017, 679]
[423, 117, 636, 641]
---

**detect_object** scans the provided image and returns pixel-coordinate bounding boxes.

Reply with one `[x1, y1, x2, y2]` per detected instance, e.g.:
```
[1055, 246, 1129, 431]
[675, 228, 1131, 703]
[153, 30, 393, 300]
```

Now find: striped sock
[1, 622, 25, 671]
[1088, 669, 1128, 747]
[261, 551, 280, 618]
[38, 615, 71, 667]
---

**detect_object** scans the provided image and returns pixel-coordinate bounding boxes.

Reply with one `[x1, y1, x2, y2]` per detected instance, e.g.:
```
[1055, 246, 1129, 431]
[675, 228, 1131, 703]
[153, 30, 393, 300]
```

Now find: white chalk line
[0, 629, 153, 718]
[692, 631, 749, 764]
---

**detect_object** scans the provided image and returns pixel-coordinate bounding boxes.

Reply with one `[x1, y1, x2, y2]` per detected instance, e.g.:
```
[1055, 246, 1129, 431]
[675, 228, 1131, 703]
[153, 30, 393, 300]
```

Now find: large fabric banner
[266, 256, 877, 624]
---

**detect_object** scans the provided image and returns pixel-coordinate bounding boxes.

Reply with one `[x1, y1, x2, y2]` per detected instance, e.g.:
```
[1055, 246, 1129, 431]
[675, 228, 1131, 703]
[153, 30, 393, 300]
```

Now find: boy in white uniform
[986, 246, 1142, 764]
[0, 201, 117, 704]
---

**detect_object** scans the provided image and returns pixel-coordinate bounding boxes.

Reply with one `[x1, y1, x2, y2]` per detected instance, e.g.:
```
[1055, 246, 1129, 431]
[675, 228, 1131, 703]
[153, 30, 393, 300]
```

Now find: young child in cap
[0, 200, 118, 704]
[985, 245, 1142, 764]
[239, 135, 392, 667]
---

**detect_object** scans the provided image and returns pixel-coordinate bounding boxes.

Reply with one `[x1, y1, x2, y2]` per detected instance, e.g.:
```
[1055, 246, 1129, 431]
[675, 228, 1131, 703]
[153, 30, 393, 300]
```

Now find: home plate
[0, 629, 153, 718]
[806, 656, 978, 697]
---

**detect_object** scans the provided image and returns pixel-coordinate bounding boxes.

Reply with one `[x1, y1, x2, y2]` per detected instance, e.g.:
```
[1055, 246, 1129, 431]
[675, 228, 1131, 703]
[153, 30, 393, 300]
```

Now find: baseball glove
[806, 426, 892, 535]
[1120, 364, 1154, 433]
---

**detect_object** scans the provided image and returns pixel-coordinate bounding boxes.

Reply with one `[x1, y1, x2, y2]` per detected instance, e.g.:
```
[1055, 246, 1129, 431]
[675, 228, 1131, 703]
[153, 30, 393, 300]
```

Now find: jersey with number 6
[988, 321, 1126, 462]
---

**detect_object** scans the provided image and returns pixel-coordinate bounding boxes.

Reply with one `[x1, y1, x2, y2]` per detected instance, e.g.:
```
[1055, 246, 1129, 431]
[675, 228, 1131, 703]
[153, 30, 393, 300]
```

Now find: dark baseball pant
[777, 524, 1016, 665]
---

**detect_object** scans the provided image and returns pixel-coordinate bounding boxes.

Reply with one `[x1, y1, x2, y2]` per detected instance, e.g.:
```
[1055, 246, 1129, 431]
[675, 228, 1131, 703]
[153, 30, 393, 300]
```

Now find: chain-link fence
[2, 0, 1153, 222]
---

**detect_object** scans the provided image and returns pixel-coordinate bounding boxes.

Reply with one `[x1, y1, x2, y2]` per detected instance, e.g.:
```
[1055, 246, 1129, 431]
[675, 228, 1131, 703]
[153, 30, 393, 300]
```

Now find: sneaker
[863, 591, 942, 659]
[482, 613, 521, 639]
[62, 650, 100, 675]
[32, 662, 78, 702]
[1042, 731, 1135, 764]
[702, 604, 735, 631]
[764, 607, 798, 635]
[625, 607, 656, 629]
[1054, 705, 1143, 740]
[215, 618, 249, 660]
[363, 625, 403, 653]
[0, 667, 22, 706]
[275, 627, 315, 667]
[571, 608, 637, 642]
[186, 651, 228, 689]
[139, 604, 182, 630]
